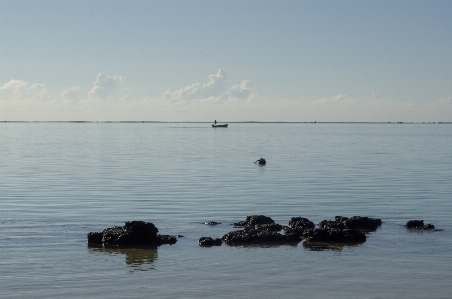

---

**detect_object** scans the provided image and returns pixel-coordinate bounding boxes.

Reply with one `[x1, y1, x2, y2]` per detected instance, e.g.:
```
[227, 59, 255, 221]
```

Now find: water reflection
[302, 241, 363, 251]
[224, 243, 299, 248]
[89, 245, 158, 272]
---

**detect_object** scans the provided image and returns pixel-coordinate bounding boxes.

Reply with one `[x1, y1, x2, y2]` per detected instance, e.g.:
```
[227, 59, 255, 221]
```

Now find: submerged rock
[222, 229, 301, 245]
[199, 237, 223, 247]
[405, 220, 435, 230]
[87, 221, 177, 247]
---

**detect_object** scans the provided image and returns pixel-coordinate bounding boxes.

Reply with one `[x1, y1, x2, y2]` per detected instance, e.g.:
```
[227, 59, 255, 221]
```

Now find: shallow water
[1, 122, 451, 298]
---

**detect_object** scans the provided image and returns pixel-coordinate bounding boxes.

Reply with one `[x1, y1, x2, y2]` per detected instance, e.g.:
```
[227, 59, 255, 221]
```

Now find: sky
[1, 0, 451, 122]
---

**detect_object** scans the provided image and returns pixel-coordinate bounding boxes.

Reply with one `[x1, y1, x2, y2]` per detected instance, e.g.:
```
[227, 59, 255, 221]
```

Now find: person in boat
[214, 120, 217, 125]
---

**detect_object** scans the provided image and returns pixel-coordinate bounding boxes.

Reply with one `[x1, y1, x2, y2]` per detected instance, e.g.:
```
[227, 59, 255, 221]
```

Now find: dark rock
[335, 216, 349, 223]
[222, 229, 301, 245]
[255, 223, 283, 231]
[282, 217, 315, 236]
[87, 221, 177, 247]
[318, 220, 346, 229]
[282, 226, 308, 236]
[87, 232, 103, 245]
[288, 217, 315, 229]
[303, 228, 366, 244]
[343, 216, 381, 230]
[405, 220, 435, 230]
[199, 237, 223, 247]
[319, 216, 381, 231]
[233, 215, 275, 227]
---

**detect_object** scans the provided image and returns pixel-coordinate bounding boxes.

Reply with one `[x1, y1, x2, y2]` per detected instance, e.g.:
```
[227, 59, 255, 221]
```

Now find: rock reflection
[225, 243, 299, 248]
[302, 241, 363, 251]
[89, 245, 158, 272]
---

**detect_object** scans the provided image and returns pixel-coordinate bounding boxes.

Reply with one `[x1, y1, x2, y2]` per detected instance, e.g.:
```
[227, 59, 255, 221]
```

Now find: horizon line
[1, 121, 451, 124]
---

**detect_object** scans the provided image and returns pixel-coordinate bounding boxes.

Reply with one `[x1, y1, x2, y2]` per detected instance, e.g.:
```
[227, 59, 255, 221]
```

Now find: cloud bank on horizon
[1, 69, 451, 122]
[1, 1, 451, 122]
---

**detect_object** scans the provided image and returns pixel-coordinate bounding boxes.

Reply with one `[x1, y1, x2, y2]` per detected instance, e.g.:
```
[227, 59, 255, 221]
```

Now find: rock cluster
[221, 215, 382, 246]
[87, 221, 177, 247]
[405, 220, 435, 230]
[215, 215, 300, 245]
[88, 216, 438, 249]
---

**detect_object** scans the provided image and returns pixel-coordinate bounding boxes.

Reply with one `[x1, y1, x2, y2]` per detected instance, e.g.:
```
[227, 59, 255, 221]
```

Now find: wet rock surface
[222, 229, 301, 245]
[254, 223, 283, 231]
[302, 228, 366, 244]
[318, 216, 382, 231]
[318, 220, 346, 229]
[233, 215, 275, 227]
[405, 220, 435, 230]
[199, 237, 223, 247]
[87, 221, 177, 247]
[342, 216, 382, 230]
[283, 217, 315, 236]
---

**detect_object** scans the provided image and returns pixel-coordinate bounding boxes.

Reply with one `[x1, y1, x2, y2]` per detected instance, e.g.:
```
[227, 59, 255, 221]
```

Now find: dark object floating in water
[405, 220, 435, 230]
[255, 158, 266, 165]
[87, 221, 177, 247]
[199, 237, 223, 247]
[212, 124, 228, 127]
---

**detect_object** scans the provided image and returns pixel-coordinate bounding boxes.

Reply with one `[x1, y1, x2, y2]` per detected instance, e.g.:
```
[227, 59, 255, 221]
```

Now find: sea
[1, 122, 451, 299]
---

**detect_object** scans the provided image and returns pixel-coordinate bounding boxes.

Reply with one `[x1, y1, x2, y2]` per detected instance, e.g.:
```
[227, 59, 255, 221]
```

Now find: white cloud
[163, 69, 255, 103]
[0, 79, 48, 101]
[61, 86, 80, 101]
[88, 73, 125, 99]
[0, 79, 28, 91]
[1, 73, 451, 122]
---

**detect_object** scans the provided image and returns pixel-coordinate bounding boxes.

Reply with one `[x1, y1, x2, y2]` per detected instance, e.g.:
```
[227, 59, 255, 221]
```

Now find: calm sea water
[1, 122, 451, 299]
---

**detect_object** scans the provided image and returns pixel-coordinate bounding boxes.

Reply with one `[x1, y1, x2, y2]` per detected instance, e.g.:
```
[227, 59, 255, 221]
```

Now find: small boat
[212, 124, 228, 128]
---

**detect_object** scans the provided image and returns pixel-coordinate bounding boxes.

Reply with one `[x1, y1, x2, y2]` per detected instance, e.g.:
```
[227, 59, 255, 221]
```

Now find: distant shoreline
[2, 121, 451, 124]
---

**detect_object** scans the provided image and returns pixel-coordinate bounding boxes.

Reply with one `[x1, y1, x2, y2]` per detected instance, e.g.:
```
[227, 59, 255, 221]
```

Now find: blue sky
[1, 0, 451, 121]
